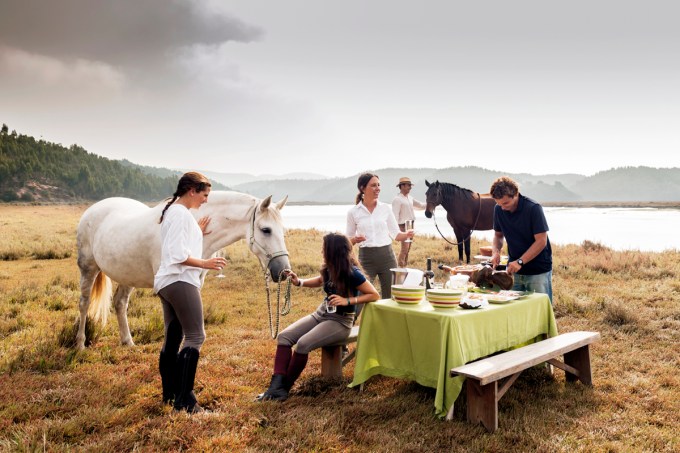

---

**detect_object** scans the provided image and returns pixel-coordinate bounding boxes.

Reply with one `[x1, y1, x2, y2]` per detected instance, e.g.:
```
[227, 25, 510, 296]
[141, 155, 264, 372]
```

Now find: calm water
[282, 205, 680, 252]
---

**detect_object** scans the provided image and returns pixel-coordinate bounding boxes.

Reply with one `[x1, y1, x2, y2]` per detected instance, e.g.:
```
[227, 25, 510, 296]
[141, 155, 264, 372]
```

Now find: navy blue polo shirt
[493, 195, 552, 275]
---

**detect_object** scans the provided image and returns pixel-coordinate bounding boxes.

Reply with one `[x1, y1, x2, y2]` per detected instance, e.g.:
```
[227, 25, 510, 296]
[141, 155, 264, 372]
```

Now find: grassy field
[1, 204, 678, 452]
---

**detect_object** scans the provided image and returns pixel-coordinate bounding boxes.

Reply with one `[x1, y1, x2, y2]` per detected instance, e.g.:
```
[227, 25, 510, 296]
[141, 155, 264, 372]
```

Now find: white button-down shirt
[391, 193, 426, 224]
[346, 201, 401, 247]
[154, 204, 203, 293]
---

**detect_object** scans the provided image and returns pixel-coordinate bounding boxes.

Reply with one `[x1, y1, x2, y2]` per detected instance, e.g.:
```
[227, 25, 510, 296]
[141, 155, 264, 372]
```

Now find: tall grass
[0, 205, 678, 452]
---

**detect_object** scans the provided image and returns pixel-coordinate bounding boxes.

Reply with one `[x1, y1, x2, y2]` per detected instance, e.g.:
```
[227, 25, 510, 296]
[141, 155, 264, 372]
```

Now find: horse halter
[248, 201, 289, 270]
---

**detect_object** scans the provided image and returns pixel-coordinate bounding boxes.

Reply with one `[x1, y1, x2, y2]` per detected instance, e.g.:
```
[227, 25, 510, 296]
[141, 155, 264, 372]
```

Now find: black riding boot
[159, 351, 177, 404]
[255, 374, 289, 402]
[173, 347, 204, 413]
[159, 319, 183, 404]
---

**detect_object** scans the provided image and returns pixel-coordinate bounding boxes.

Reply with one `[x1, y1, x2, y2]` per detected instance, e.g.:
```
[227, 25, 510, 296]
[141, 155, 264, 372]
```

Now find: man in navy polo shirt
[489, 176, 553, 303]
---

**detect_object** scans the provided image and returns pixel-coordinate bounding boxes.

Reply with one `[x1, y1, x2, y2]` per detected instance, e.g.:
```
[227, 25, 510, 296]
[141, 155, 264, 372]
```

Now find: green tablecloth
[349, 293, 558, 418]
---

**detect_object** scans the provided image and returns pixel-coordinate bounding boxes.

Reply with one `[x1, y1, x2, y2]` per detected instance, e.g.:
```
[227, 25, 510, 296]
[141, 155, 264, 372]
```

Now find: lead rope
[264, 268, 292, 339]
[432, 194, 483, 246]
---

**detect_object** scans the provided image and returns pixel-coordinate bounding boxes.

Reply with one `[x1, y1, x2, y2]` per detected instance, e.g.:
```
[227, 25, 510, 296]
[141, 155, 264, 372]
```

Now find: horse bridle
[248, 201, 289, 270]
[430, 185, 483, 246]
[248, 200, 292, 338]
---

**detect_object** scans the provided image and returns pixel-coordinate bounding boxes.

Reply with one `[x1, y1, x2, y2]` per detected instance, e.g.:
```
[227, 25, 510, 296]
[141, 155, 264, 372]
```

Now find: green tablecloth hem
[349, 367, 438, 389]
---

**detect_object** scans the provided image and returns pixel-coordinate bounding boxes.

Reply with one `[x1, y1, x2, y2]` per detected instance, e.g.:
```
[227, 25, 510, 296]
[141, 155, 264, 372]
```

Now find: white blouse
[154, 204, 203, 293]
[346, 201, 401, 248]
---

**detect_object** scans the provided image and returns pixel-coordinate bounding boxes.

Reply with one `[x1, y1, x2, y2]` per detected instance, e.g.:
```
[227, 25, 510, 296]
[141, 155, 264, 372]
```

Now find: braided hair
[159, 171, 212, 223]
[355, 172, 378, 205]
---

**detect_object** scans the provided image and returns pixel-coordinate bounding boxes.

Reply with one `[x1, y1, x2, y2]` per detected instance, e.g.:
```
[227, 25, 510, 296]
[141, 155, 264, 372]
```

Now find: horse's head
[247, 195, 291, 282]
[424, 180, 442, 219]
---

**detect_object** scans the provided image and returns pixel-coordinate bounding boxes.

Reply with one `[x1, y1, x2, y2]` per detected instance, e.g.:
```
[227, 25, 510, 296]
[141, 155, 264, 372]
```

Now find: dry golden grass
[0, 205, 678, 452]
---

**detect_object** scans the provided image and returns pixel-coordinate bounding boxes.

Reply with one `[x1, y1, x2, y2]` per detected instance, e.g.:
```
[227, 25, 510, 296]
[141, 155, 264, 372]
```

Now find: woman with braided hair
[154, 171, 227, 413]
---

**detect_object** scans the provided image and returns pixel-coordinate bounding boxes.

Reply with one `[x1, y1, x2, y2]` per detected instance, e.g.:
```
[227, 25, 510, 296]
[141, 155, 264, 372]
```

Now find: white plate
[487, 295, 519, 304]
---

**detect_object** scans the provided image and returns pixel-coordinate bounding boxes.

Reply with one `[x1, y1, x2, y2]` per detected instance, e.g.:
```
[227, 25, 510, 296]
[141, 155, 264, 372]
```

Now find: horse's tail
[89, 271, 112, 325]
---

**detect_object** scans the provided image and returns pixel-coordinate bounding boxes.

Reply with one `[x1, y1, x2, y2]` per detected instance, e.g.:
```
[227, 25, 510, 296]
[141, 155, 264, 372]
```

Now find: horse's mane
[439, 182, 477, 201]
[207, 191, 284, 221]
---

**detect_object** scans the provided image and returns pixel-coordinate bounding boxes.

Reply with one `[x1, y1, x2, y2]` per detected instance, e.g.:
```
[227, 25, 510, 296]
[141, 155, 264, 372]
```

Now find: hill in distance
[1, 124, 679, 203]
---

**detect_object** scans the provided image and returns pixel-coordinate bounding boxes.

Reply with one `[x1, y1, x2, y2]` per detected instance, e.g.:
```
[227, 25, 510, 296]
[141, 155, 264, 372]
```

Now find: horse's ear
[425, 180, 430, 187]
[276, 195, 288, 210]
[260, 195, 273, 211]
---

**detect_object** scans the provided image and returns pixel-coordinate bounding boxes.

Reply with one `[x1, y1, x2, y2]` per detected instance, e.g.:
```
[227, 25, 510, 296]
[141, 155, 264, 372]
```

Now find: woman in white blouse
[154, 172, 227, 413]
[346, 173, 414, 299]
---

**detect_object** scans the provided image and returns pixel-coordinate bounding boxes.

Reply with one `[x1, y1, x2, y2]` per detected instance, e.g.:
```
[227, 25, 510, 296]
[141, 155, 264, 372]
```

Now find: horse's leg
[452, 225, 465, 263]
[76, 264, 99, 350]
[464, 232, 472, 264]
[113, 285, 135, 346]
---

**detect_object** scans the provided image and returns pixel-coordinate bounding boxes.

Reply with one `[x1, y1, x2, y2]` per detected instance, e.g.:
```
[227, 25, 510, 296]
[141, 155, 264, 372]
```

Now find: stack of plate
[426, 288, 465, 308]
[391, 285, 425, 304]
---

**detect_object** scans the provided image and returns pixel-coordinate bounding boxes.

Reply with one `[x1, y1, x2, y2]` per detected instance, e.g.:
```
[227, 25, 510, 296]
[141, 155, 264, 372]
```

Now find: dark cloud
[0, 0, 262, 65]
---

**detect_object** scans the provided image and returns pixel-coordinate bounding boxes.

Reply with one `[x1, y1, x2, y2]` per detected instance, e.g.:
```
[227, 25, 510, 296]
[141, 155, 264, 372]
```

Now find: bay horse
[424, 180, 495, 263]
[75, 191, 290, 350]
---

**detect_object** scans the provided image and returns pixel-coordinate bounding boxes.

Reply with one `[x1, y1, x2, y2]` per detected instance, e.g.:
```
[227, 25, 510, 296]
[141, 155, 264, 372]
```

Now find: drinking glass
[355, 225, 367, 248]
[325, 295, 336, 313]
[404, 220, 414, 243]
[215, 249, 225, 278]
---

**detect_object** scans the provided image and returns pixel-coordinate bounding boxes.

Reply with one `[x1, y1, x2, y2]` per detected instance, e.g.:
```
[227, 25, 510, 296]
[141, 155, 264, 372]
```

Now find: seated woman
[256, 232, 380, 401]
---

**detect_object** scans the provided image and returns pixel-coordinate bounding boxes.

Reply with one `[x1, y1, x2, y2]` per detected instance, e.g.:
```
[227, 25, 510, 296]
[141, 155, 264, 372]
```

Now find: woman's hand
[204, 256, 227, 271]
[353, 233, 366, 245]
[198, 216, 212, 235]
[283, 269, 300, 286]
[327, 294, 346, 307]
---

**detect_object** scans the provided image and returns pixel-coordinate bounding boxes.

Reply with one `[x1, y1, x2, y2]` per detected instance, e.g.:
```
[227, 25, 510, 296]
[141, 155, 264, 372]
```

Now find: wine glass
[215, 249, 225, 278]
[355, 225, 367, 248]
[404, 220, 414, 243]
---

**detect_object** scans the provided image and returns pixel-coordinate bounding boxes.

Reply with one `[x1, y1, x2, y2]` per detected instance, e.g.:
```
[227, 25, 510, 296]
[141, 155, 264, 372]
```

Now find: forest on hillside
[0, 124, 180, 202]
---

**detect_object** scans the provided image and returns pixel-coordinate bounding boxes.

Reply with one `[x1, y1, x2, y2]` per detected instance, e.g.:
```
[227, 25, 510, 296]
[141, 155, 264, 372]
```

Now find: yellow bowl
[429, 300, 460, 308]
[392, 285, 425, 304]
[426, 289, 462, 308]
[392, 284, 425, 293]
[393, 295, 423, 305]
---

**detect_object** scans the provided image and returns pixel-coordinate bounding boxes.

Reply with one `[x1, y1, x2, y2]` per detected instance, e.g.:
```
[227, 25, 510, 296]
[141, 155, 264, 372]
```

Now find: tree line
[0, 124, 182, 202]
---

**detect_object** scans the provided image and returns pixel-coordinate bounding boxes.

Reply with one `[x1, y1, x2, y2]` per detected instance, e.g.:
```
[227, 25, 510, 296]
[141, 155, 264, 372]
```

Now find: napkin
[403, 268, 424, 286]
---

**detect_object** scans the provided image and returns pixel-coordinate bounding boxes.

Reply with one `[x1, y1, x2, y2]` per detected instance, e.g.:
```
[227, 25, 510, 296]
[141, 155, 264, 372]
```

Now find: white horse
[75, 191, 290, 350]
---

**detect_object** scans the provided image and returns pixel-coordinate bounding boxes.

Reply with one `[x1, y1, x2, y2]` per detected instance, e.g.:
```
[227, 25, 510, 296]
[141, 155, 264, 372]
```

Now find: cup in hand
[355, 226, 367, 247]
[324, 295, 336, 313]
[404, 220, 414, 243]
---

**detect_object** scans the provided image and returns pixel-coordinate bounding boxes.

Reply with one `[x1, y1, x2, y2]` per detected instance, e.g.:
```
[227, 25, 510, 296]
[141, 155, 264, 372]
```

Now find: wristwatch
[517, 258, 524, 267]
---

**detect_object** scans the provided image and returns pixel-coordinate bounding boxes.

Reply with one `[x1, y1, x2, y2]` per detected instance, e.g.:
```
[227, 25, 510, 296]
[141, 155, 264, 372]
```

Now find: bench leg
[321, 346, 343, 379]
[466, 379, 498, 433]
[564, 345, 592, 385]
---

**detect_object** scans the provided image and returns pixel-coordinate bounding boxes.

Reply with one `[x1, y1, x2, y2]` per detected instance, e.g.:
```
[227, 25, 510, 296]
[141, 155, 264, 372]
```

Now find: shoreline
[2, 200, 680, 209]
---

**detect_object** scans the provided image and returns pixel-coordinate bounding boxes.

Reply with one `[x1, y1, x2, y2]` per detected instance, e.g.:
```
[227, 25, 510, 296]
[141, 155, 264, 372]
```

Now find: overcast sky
[1, 0, 679, 177]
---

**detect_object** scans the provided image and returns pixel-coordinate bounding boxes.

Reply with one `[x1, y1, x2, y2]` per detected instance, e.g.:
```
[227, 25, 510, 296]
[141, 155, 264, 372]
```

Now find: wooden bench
[449, 331, 600, 432]
[321, 325, 360, 379]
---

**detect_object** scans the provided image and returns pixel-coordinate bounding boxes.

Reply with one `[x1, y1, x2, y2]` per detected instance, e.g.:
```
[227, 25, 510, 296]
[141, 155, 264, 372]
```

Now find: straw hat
[397, 177, 414, 187]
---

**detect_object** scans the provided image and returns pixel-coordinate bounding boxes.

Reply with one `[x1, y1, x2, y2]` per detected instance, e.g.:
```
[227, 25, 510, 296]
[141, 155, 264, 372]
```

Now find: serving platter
[485, 290, 527, 304]
[487, 295, 520, 304]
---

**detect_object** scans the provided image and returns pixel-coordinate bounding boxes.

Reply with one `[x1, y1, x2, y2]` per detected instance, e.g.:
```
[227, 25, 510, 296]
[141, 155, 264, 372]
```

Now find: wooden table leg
[321, 345, 342, 379]
[466, 379, 498, 433]
[564, 345, 592, 385]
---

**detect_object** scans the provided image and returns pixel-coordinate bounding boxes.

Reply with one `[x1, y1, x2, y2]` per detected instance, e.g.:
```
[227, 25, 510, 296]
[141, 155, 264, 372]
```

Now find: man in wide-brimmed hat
[392, 177, 426, 267]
